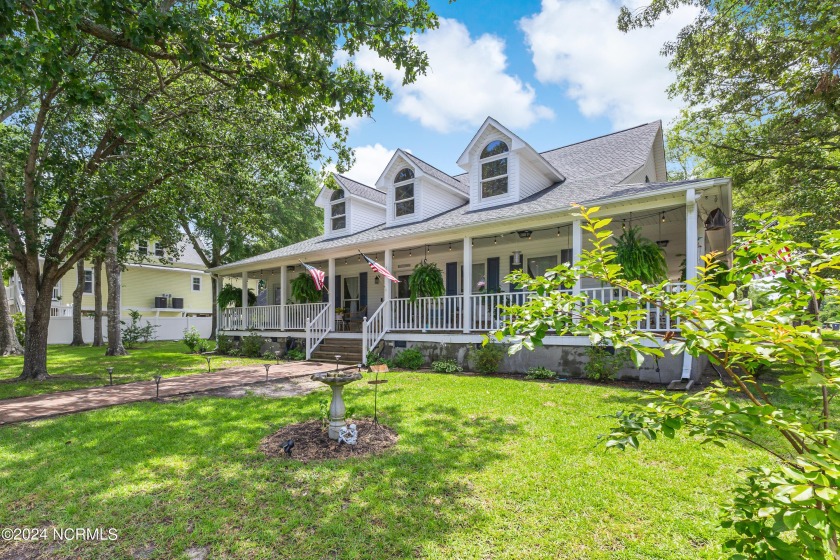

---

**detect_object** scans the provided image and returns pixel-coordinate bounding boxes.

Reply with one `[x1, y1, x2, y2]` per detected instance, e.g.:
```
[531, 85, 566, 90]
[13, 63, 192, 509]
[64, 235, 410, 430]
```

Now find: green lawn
[0, 342, 275, 400]
[0, 371, 771, 559]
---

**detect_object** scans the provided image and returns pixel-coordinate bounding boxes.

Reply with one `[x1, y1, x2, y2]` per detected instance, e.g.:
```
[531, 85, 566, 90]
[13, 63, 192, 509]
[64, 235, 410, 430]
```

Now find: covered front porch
[214, 186, 729, 363]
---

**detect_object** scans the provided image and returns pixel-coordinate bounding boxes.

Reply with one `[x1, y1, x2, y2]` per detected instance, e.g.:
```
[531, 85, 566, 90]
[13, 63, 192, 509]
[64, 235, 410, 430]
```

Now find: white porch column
[685, 188, 698, 282]
[280, 265, 288, 331]
[463, 236, 472, 333]
[383, 249, 393, 332]
[572, 219, 583, 296]
[241, 270, 249, 329]
[328, 258, 336, 331]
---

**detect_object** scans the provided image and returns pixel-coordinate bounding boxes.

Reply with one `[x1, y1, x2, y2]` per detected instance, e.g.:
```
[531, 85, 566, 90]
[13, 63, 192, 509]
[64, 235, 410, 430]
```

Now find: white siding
[621, 148, 658, 184]
[518, 154, 555, 199]
[350, 199, 386, 234]
[418, 179, 465, 221]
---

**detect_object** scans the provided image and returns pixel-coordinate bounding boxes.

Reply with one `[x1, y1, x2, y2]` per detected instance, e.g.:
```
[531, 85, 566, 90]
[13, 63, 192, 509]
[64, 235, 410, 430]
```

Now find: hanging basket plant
[408, 262, 445, 302]
[217, 283, 257, 308]
[290, 273, 323, 303]
[611, 226, 668, 284]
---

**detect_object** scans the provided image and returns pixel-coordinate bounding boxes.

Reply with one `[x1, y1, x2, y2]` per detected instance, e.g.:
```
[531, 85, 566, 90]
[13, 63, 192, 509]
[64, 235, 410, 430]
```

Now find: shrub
[121, 310, 157, 349]
[11, 312, 24, 343]
[215, 333, 233, 355]
[241, 331, 264, 358]
[366, 350, 387, 366]
[525, 366, 556, 380]
[468, 343, 505, 374]
[262, 351, 276, 360]
[583, 344, 631, 382]
[285, 348, 305, 361]
[392, 347, 425, 369]
[227, 347, 242, 357]
[182, 327, 203, 353]
[432, 359, 463, 373]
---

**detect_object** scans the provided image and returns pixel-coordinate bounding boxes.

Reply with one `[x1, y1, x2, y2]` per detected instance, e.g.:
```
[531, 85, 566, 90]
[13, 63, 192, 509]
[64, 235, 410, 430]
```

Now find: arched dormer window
[394, 168, 415, 217]
[480, 140, 509, 199]
[330, 189, 346, 231]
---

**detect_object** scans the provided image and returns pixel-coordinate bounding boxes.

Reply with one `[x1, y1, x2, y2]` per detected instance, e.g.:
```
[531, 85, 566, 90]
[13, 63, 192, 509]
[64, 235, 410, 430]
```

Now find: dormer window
[330, 189, 346, 231]
[480, 140, 509, 199]
[394, 168, 415, 217]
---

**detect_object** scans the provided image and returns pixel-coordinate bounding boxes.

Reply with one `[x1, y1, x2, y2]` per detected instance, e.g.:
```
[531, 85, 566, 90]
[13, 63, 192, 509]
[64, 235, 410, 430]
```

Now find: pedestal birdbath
[311, 369, 363, 440]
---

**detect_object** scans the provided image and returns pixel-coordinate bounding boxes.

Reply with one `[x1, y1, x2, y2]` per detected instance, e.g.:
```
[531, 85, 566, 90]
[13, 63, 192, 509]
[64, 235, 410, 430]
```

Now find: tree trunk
[19, 270, 56, 380]
[105, 227, 127, 356]
[70, 260, 85, 346]
[210, 275, 217, 339]
[0, 274, 23, 355]
[92, 257, 103, 346]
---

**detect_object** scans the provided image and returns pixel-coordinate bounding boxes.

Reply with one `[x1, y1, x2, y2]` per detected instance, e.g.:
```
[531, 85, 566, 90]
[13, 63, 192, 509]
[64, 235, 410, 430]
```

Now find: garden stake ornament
[367, 365, 388, 427]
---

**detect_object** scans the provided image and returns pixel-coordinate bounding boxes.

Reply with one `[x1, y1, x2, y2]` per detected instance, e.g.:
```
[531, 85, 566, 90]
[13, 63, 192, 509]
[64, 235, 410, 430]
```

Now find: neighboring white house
[210, 118, 733, 383]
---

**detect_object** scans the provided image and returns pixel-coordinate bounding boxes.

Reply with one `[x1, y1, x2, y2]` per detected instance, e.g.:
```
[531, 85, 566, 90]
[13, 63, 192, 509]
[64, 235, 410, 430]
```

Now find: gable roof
[400, 151, 469, 194]
[456, 117, 565, 182]
[332, 173, 385, 205]
[540, 121, 661, 181]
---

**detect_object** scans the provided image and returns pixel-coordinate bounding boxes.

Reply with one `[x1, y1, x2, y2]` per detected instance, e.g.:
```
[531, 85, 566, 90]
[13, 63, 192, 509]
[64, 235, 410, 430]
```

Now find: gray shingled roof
[211, 120, 689, 272]
[334, 173, 386, 205]
[212, 176, 719, 271]
[541, 121, 661, 181]
[401, 151, 469, 194]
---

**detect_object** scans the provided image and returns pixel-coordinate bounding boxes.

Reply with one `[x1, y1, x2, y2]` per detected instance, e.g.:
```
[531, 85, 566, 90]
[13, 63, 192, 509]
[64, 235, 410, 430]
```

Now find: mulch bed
[260, 419, 397, 463]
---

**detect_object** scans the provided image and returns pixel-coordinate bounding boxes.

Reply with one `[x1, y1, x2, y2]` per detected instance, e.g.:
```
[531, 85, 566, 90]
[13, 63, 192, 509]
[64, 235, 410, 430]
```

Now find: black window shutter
[335, 275, 342, 309]
[509, 255, 523, 293]
[322, 276, 329, 303]
[445, 262, 458, 295]
[359, 272, 368, 309]
[487, 257, 500, 292]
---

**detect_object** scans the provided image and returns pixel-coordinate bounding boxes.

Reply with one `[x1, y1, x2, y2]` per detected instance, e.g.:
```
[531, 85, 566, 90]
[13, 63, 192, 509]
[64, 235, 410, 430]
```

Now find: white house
[209, 118, 733, 383]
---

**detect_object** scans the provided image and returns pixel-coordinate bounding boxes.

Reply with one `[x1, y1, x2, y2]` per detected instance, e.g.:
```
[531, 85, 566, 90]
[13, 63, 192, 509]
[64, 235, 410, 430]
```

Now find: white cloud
[353, 18, 553, 133]
[520, 0, 698, 129]
[329, 143, 404, 187]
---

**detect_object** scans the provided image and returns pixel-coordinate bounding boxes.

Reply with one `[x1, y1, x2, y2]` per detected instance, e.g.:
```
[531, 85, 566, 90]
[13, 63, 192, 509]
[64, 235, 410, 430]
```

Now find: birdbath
[311, 369, 363, 440]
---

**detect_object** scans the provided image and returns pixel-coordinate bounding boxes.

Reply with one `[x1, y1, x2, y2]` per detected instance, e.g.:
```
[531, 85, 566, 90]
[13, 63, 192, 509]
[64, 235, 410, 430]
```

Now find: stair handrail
[362, 300, 389, 364]
[305, 304, 332, 360]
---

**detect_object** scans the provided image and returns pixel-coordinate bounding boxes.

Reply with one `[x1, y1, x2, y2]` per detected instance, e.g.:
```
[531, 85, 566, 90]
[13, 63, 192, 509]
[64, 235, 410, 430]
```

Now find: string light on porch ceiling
[382, 205, 686, 259]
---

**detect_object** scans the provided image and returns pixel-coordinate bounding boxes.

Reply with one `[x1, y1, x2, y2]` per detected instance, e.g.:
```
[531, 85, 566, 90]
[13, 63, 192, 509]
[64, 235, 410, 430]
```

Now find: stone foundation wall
[377, 340, 705, 384]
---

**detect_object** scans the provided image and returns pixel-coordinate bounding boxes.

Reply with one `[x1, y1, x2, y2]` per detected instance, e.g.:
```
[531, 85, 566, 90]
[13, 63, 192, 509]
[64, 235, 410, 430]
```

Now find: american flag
[301, 262, 327, 291]
[362, 253, 399, 283]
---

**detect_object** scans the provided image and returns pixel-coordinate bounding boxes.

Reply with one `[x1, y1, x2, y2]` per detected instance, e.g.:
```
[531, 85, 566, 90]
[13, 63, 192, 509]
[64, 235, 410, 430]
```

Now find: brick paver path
[0, 361, 337, 425]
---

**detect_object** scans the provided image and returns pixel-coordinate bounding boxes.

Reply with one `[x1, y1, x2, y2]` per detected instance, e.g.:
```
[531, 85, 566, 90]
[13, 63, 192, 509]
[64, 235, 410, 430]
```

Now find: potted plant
[335, 307, 346, 321]
[290, 273, 322, 303]
[611, 226, 667, 284]
[408, 262, 445, 332]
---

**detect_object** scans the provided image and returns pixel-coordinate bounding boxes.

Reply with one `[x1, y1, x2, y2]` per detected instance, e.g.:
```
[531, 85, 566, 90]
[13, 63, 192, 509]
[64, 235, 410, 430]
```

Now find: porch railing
[305, 305, 331, 360]
[389, 295, 463, 332]
[362, 301, 389, 363]
[221, 302, 328, 331]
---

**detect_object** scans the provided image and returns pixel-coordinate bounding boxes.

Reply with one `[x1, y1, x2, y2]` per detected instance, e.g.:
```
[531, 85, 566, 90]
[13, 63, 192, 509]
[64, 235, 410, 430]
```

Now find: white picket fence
[46, 316, 212, 345]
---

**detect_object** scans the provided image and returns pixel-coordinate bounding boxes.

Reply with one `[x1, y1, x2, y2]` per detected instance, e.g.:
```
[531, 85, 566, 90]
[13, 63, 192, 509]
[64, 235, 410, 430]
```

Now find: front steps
[309, 337, 363, 365]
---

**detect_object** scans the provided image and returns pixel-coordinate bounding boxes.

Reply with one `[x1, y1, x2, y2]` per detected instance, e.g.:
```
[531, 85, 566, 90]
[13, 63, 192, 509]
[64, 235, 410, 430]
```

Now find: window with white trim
[138, 240, 148, 255]
[330, 189, 346, 231]
[154, 242, 164, 257]
[480, 140, 509, 199]
[192, 276, 202, 292]
[393, 168, 415, 217]
[83, 270, 93, 294]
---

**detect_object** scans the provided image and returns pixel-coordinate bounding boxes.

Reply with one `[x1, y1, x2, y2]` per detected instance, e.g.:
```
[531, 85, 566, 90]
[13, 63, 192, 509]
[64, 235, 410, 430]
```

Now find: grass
[0, 371, 771, 559]
[0, 342, 282, 400]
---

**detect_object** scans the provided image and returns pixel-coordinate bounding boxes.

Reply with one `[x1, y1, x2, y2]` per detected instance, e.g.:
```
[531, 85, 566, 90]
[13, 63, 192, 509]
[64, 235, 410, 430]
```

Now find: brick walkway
[0, 361, 338, 426]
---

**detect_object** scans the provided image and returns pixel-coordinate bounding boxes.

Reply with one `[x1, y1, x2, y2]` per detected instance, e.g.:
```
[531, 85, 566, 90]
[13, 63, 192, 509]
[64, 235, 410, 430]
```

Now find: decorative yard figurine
[338, 424, 358, 445]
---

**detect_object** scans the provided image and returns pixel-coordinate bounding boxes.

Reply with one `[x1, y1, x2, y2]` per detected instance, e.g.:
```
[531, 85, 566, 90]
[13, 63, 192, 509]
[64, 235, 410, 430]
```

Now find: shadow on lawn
[0, 389, 521, 559]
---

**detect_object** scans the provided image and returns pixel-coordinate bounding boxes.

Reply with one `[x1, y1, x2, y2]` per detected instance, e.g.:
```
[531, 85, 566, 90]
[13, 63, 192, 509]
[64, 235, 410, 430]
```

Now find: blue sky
[334, 0, 698, 185]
